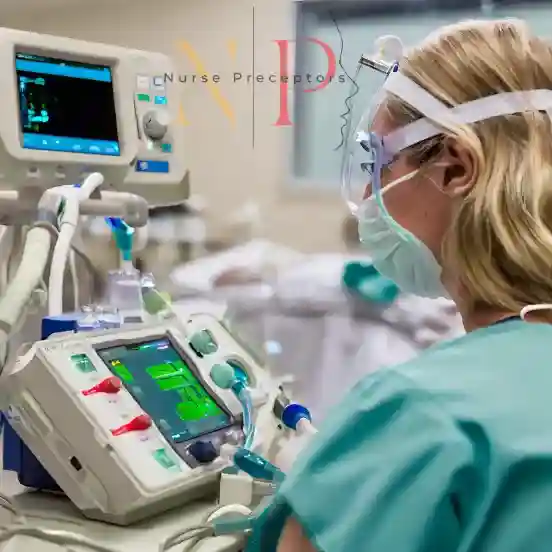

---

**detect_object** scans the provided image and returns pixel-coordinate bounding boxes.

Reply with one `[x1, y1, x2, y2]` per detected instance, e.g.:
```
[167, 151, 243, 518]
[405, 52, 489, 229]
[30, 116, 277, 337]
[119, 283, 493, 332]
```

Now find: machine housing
[0, 27, 188, 205]
[2, 314, 270, 525]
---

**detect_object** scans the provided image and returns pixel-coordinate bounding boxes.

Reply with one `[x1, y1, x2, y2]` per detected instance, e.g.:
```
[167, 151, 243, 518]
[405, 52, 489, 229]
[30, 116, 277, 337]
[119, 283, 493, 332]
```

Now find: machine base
[0, 472, 244, 552]
[81, 476, 220, 526]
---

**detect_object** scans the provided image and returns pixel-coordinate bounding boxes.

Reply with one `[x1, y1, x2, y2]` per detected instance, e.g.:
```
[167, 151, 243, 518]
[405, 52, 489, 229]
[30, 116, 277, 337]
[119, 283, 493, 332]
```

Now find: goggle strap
[382, 74, 552, 154]
[384, 71, 453, 121]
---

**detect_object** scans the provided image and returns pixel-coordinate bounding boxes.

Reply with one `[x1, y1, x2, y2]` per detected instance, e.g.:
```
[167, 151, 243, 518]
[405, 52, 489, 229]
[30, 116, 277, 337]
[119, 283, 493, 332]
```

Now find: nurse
[247, 18, 552, 552]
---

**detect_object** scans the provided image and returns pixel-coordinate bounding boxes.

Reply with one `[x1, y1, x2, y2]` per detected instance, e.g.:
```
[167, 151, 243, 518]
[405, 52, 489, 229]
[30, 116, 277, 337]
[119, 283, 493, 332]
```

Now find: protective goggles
[342, 36, 552, 216]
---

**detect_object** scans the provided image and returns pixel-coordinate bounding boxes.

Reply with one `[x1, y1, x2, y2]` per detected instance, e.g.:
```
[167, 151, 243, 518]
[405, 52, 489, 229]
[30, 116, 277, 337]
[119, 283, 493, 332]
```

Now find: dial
[142, 110, 170, 141]
[188, 440, 218, 464]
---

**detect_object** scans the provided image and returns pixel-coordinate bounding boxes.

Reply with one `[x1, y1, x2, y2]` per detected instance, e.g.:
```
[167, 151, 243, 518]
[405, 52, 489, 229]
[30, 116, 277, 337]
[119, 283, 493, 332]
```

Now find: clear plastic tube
[106, 269, 143, 322]
[237, 387, 255, 449]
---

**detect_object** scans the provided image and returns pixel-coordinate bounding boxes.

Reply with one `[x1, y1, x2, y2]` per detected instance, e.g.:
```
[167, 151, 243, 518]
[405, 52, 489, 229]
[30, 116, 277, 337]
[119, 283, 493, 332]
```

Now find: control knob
[82, 377, 121, 396]
[188, 440, 218, 465]
[111, 414, 152, 436]
[143, 110, 170, 141]
[189, 330, 218, 355]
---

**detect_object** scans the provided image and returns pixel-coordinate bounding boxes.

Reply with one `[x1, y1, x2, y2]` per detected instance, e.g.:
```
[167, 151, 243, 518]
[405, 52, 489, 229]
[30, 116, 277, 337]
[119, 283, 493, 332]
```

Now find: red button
[111, 414, 152, 436]
[82, 377, 122, 396]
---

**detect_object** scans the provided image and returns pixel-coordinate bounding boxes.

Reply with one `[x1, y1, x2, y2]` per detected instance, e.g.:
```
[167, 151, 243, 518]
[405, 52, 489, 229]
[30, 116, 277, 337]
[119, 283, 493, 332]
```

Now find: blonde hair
[386, 18, 552, 313]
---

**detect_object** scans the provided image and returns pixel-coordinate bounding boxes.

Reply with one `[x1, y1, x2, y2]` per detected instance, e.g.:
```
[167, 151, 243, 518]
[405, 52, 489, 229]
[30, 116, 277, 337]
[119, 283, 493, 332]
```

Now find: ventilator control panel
[0, 27, 188, 204]
[3, 314, 269, 525]
[133, 73, 174, 176]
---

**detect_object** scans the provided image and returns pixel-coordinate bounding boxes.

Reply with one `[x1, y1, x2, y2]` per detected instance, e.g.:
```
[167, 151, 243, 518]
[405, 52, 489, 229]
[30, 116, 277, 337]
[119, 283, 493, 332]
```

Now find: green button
[71, 354, 96, 373]
[153, 448, 179, 470]
[161, 143, 172, 153]
[137, 93, 151, 102]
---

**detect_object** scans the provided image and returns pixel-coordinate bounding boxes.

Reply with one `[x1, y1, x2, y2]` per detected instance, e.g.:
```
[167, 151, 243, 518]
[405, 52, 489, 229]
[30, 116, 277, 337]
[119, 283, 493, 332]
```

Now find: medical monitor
[96, 337, 232, 450]
[0, 27, 188, 204]
[15, 52, 120, 156]
[3, 315, 268, 524]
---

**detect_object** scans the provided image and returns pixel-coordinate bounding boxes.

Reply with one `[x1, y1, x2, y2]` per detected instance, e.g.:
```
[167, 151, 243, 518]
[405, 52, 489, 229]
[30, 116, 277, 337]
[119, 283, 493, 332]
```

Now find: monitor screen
[96, 338, 232, 444]
[15, 52, 120, 156]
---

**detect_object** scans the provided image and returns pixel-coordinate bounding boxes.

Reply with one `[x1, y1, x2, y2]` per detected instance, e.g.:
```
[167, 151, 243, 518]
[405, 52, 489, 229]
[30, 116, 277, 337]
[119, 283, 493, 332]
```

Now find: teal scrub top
[246, 320, 552, 552]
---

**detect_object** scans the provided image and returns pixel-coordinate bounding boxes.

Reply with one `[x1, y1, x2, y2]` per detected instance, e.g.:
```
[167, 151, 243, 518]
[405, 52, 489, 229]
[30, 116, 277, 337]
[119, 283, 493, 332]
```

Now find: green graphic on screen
[97, 338, 231, 443]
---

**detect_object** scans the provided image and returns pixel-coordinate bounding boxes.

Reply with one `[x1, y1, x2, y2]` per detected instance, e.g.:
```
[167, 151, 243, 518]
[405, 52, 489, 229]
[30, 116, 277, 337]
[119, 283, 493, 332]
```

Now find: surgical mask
[357, 170, 449, 298]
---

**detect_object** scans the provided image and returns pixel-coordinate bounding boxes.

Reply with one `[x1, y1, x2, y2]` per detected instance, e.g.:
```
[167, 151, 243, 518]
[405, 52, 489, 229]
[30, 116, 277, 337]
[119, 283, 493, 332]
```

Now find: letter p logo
[274, 38, 337, 127]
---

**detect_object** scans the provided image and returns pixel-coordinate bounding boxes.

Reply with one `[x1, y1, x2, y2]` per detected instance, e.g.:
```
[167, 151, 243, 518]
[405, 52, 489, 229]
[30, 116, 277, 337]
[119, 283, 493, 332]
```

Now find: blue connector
[281, 404, 311, 431]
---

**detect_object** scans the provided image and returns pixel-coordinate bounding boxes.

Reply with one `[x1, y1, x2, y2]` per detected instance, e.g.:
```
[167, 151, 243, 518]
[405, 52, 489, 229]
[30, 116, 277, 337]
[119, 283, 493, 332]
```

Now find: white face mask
[357, 171, 449, 299]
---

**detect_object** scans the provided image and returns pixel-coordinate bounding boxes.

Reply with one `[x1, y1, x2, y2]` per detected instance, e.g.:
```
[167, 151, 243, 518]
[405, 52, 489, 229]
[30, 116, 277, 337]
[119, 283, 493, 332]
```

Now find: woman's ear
[440, 138, 476, 197]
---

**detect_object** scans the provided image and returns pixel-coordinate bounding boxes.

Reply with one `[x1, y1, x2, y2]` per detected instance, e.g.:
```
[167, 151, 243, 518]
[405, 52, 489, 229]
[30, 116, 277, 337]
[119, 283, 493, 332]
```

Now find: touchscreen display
[16, 52, 120, 156]
[97, 338, 231, 443]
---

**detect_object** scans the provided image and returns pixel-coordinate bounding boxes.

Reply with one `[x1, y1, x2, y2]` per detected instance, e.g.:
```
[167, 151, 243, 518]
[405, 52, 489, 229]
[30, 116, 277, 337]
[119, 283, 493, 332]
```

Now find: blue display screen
[97, 338, 232, 443]
[16, 53, 120, 156]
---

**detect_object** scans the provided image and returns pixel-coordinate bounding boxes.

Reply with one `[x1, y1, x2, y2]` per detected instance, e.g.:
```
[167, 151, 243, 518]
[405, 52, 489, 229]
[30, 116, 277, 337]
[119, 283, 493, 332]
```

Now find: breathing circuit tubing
[210, 362, 285, 483]
[240, 385, 255, 450]
[210, 360, 317, 485]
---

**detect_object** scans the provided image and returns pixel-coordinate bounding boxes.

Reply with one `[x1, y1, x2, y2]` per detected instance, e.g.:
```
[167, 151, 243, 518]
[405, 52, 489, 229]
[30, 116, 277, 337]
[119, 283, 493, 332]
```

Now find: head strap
[381, 71, 552, 155]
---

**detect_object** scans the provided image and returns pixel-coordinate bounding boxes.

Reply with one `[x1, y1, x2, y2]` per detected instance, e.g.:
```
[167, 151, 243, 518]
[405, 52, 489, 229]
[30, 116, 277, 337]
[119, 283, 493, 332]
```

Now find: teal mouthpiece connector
[233, 448, 285, 484]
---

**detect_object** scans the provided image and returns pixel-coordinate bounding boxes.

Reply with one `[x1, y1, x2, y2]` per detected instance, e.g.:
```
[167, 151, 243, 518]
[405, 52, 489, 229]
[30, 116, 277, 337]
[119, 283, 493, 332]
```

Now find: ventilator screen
[97, 337, 231, 443]
[15, 52, 120, 156]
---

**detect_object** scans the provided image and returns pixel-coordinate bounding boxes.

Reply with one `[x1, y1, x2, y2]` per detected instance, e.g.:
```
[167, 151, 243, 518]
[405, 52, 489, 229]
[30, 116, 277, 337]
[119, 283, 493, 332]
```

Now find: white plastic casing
[0, 27, 188, 205]
[2, 314, 270, 525]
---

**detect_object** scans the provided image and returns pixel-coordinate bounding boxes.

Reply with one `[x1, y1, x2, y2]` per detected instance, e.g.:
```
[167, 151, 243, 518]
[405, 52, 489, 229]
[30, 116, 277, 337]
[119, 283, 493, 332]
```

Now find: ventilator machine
[0, 27, 317, 552]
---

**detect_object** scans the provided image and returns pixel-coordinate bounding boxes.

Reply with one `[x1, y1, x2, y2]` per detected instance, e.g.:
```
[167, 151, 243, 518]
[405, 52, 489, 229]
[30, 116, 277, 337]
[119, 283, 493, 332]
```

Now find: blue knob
[188, 440, 218, 464]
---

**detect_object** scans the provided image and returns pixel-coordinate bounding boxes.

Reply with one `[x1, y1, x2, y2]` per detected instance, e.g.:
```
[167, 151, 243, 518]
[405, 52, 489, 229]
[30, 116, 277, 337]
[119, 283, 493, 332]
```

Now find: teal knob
[189, 330, 218, 355]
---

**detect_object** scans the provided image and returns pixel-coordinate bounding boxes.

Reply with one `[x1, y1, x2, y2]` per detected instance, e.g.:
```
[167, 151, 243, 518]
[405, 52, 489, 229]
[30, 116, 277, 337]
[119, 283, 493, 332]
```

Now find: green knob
[189, 330, 218, 355]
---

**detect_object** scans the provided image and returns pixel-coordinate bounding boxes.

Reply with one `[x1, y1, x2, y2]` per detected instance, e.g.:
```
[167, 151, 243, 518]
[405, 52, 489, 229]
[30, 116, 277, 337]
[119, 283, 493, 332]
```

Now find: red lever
[111, 414, 152, 436]
[82, 377, 122, 396]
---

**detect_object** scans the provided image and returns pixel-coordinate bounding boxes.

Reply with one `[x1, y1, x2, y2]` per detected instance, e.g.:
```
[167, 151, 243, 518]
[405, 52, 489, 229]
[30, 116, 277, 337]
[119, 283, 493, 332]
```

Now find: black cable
[328, 11, 360, 151]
